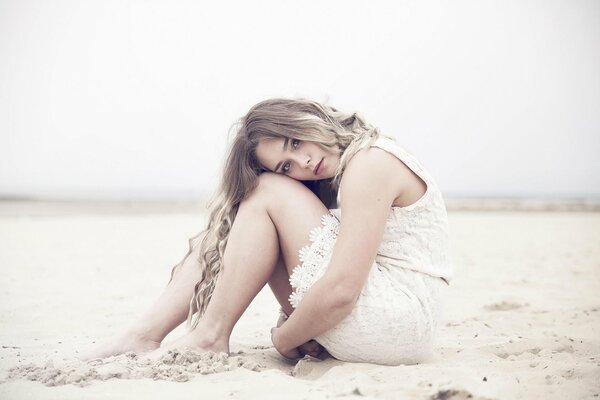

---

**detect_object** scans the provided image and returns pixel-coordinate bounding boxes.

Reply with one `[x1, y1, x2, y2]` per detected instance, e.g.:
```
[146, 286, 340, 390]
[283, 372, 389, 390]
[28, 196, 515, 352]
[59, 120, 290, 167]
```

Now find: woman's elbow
[326, 283, 360, 312]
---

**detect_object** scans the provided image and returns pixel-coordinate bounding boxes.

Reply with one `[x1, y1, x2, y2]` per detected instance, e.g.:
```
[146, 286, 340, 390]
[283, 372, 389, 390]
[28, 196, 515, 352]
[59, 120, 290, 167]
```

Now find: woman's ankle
[125, 324, 164, 344]
[187, 323, 230, 351]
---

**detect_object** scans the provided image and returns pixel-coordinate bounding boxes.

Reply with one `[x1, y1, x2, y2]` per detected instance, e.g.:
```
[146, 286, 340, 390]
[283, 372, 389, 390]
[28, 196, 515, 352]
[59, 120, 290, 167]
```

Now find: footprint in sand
[490, 336, 582, 362]
[480, 338, 544, 361]
[494, 347, 541, 360]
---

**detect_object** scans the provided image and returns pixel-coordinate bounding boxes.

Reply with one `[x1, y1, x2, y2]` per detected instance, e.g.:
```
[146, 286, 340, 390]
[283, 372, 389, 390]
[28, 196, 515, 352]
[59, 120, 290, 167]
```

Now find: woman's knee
[248, 172, 327, 219]
[257, 172, 305, 190]
[253, 172, 315, 202]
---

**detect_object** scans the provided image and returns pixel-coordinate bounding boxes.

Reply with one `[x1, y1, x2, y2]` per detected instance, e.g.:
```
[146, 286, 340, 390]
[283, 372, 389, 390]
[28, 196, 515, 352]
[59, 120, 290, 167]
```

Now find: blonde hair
[169, 98, 387, 329]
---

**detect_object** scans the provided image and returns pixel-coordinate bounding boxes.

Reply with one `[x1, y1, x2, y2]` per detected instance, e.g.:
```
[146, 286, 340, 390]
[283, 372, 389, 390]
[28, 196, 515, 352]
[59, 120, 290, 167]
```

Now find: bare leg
[84, 172, 328, 359]
[268, 252, 295, 318]
[159, 172, 329, 353]
[268, 254, 324, 358]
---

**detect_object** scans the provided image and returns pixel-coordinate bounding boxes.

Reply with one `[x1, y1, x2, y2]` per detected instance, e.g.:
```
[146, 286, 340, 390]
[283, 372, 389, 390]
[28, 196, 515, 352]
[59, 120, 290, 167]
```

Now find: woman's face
[255, 137, 340, 181]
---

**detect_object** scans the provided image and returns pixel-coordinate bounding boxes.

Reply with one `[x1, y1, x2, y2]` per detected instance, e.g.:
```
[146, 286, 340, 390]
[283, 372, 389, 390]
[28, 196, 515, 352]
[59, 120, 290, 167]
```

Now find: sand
[0, 201, 599, 399]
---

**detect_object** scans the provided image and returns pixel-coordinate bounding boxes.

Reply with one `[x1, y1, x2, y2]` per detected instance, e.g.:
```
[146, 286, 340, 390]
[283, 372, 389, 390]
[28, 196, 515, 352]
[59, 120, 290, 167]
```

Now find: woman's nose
[304, 155, 311, 167]
[293, 154, 312, 169]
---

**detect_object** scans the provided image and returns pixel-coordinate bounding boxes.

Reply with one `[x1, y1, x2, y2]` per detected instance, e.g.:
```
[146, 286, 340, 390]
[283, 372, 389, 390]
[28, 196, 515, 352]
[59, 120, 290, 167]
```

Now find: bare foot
[146, 332, 229, 361]
[81, 331, 161, 361]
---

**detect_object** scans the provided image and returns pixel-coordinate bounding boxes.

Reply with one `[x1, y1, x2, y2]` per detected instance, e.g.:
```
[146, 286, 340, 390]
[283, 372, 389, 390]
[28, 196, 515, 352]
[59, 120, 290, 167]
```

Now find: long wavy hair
[168, 98, 386, 329]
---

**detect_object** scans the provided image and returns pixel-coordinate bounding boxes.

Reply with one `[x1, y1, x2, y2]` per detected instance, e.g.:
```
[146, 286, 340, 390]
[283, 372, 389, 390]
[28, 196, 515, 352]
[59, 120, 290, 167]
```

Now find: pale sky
[1, 0, 599, 200]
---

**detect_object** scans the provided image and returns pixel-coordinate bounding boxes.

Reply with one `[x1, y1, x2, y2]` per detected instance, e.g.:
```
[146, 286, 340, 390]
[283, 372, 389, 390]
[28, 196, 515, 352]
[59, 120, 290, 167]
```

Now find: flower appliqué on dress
[288, 212, 340, 308]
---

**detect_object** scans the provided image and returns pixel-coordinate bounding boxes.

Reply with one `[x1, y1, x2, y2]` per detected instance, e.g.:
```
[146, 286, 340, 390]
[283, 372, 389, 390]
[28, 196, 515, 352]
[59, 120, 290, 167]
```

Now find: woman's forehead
[257, 137, 288, 154]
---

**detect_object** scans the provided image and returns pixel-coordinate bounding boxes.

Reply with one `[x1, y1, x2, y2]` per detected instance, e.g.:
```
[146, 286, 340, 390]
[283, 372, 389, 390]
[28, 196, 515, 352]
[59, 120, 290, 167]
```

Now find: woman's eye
[283, 162, 291, 173]
[292, 139, 300, 149]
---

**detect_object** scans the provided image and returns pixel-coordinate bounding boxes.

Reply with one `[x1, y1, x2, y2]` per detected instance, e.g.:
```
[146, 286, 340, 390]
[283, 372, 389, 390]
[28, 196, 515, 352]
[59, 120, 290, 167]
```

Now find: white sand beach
[0, 201, 599, 399]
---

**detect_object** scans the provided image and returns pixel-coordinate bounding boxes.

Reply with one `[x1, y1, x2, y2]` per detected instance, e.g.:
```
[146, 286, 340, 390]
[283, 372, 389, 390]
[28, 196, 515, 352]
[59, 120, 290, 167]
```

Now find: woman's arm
[272, 147, 404, 355]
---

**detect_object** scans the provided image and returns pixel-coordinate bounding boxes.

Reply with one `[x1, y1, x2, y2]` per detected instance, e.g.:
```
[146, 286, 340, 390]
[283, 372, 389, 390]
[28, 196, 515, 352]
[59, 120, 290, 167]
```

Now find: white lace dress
[288, 136, 453, 365]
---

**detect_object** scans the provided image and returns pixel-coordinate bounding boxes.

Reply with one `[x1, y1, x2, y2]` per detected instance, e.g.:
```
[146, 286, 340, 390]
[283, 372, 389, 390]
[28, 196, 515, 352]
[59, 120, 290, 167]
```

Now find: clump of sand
[7, 350, 263, 387]
[429, 388, 493, 400]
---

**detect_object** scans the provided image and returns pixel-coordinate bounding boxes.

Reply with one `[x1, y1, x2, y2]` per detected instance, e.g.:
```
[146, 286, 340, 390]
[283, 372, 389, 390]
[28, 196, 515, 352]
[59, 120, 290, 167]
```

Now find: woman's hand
[270, 327, 302, 360]
[297, 339, 324, 358]
[271, 312, 325, 359]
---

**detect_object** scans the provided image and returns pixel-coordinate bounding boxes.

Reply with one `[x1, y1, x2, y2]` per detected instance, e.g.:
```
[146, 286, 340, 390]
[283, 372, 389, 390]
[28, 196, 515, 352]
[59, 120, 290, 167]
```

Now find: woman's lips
[314, 158, 324, 175]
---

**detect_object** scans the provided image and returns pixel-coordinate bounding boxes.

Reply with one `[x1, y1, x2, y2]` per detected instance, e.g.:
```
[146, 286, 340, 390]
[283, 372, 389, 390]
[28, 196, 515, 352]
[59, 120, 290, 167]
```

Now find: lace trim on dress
[288, 212, 340, 308]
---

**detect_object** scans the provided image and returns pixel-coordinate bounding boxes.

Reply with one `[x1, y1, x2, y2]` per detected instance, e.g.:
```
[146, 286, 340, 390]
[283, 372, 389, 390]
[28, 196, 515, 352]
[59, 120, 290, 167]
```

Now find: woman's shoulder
[344, 136, 408, 182]
[346, 143, 400, 175]
[341, 136, 428, 208]
[336, 146, 403, 215]
[340, 141, 405, 196]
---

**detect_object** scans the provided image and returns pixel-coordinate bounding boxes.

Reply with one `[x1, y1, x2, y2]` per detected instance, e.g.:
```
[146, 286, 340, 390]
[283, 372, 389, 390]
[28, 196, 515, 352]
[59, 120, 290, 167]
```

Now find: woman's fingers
[271, 326, 323, 360]
[271, 327, 302, 360]
[276, 313, 287, 328]
[298, 340, 323, 357]
[284, 347, 303, 360]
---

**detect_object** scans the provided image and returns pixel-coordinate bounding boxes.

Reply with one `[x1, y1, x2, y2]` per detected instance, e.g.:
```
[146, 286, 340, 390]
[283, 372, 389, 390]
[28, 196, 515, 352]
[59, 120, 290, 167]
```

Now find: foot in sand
[81, 331, 161, 361]
[147, 332, 229, 361]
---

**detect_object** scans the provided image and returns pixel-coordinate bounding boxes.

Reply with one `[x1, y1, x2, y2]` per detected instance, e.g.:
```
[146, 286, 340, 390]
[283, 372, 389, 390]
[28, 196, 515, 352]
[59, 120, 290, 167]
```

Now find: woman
[86, 98, 453, 365]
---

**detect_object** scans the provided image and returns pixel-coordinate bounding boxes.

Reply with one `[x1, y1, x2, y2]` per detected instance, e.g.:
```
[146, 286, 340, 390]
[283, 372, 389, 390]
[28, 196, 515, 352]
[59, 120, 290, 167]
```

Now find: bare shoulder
[342, 146, 405, 188]
[341, 145, 427, 208]
[339, 146, 403, 207]
[345, 145, 402, 177]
